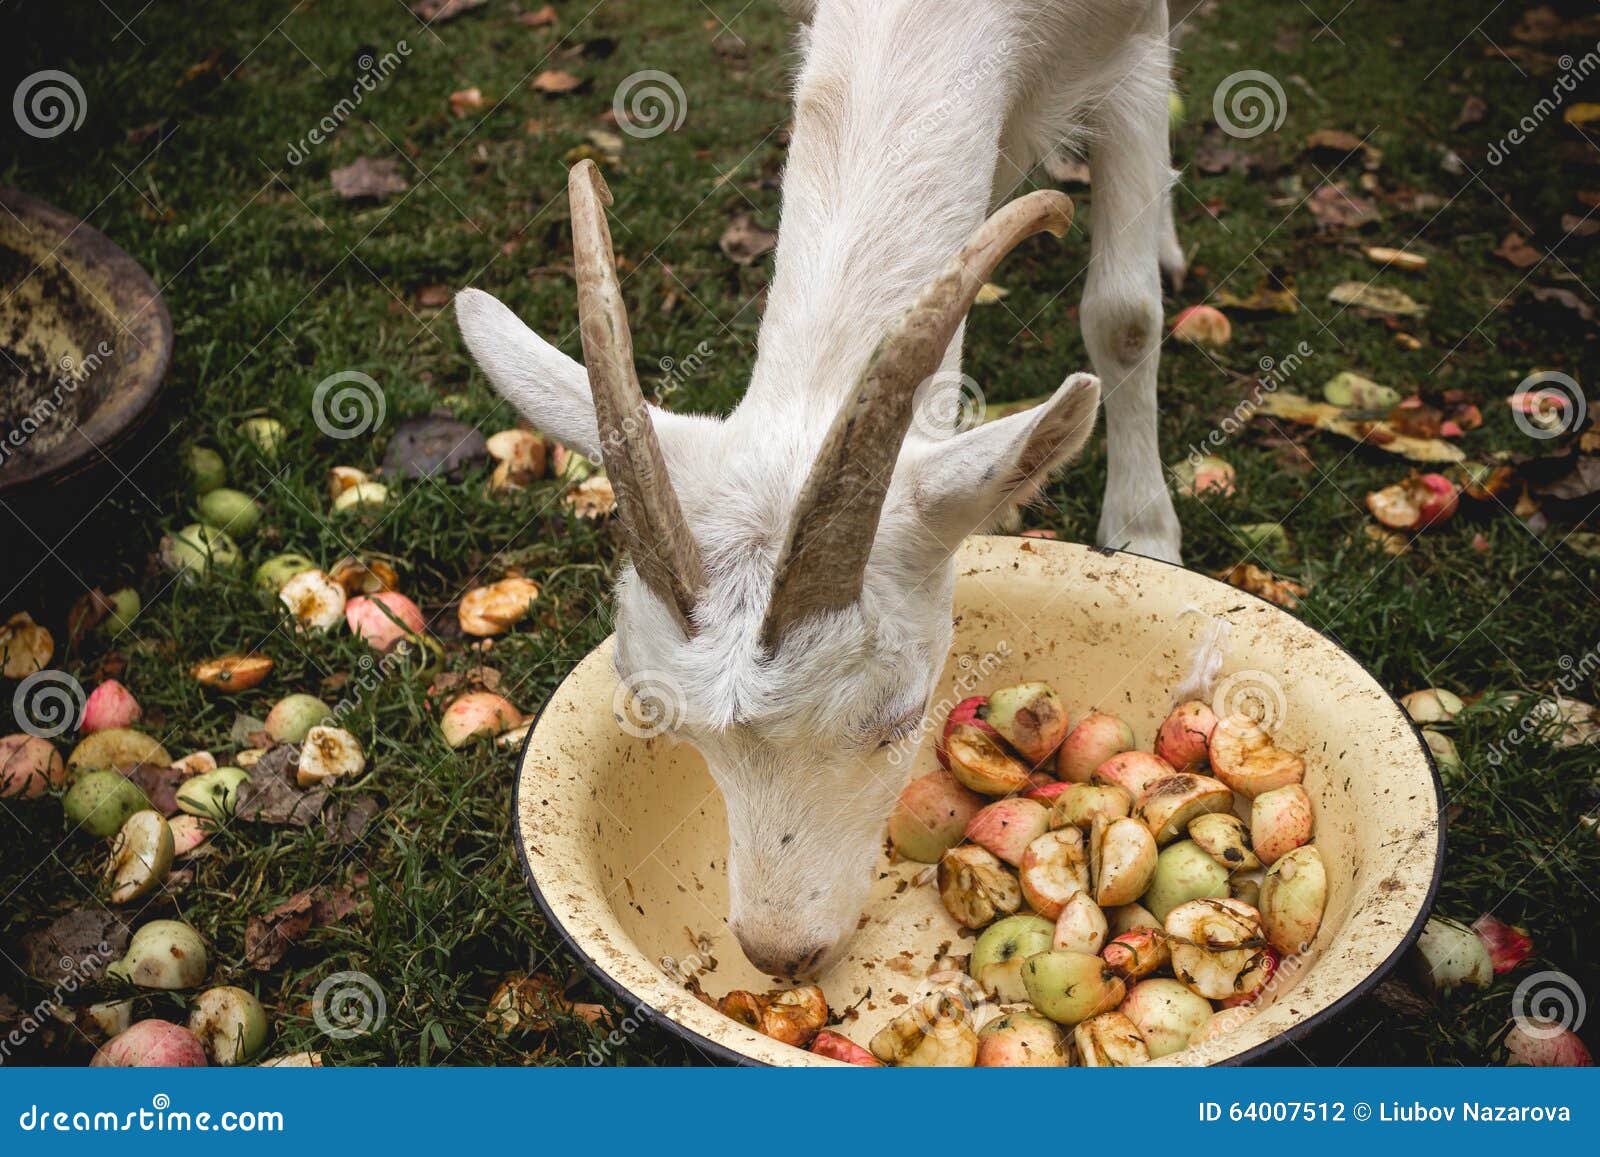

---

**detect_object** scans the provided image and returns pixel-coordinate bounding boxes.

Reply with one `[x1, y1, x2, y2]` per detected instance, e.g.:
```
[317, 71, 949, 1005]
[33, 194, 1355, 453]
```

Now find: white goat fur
[457, 0, 1186, 977]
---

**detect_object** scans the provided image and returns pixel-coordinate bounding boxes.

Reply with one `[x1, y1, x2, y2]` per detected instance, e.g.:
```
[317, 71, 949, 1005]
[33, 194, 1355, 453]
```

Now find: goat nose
[736, 937, 829, 979]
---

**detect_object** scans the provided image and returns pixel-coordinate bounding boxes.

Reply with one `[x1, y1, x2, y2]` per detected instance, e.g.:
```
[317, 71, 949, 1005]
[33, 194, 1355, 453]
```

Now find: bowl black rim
[512, 541, 1448, 1067]
[0, 187, 174, 494]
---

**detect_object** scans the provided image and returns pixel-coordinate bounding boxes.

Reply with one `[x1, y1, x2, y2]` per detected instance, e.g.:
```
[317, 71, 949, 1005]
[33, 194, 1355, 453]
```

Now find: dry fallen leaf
[531, 69, 585, 95]
[0, 612, 53, 678]
[718, 213, 778, 265]
[1215, 563, 1308, 610]
[1306, 184, 1378, 230]
[517, 4, 558, 27]
[1215, 276, 1299, 315]
[1255, 392, 1465, 463]
[449, 87, 485, 117]
[1363, 246, 1427, 272]
[1363, 524, 1411, 556]
[330, 157, 409, 201]
[1327, 281, 1427, 318]
[1493, 232, 1542, 269]
[411, 0, 487, 19]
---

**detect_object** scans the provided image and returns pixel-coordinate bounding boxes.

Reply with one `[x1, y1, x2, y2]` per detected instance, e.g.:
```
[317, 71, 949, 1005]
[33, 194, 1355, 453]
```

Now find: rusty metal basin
[0, 188, 172, 495]
[514, 536, 1444, 1065]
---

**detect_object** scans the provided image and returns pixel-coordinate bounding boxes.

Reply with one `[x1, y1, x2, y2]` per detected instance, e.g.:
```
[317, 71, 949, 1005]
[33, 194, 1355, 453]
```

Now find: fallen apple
[0, 733, 66, 799]
[1249, 783, 1313, 865]
[329, 556, 401, 596]
[969, 914, 1056, 1002]
[101, 588, 141, 635]
[91, 1019, 207, 1067]
[809, 1030, 880, 1065]
[1259, 845, 1327, 956]
[1170, 453, 1237, 498]
[1050, 782, 1133, 830]
[63, 771, 151, 838]
[1018, 828, 1090, 919]
[107, 920, 208, 989]
[0, 612, 53, 677]
[296, 725, 365, 787]
[944, 722, 1032, 796]
[1155, 700, 1218, 771]
[1102, 927, 1170, 980]
[1120, 977, 1212, 1058]
[459, 577, 541, 637]
[1142, 840, 1230, 922]
[441, 691, 524, 748]
[1021, 950, 1126, 1027]
[1184, 811, 1257, 871]
[175, 767, 250, 822]
[240, 415, 285, 459]
[1092, 751, 1178, 799]
[188, 986, 270, 1065]
[254, 553, 318, 593]
[485, 428, 547, 491]
[1411, 915, 1492, 999]
[1471, 913, 1533, 974]
[1073, 1010, 1151, 1066]
[1170, 305, 1232, 347]
[718, 985, 829, 1048]
[975, 1009, 1067, 1067]
[1421, 729, 1464, 779]
[265, 694, 334, 744]
[1208, 716, 1305, 798]
[346, 591, 428, 651]
[1056, 712, 1136, 783]
[1089, 814, 1159, 907]
[191, 653, 274, 693]
[1135, 773, 1234, 844]
[1053, 890, 1109, 954]
[1400, 687, 1465, 724]
[168, 815, 214, 857]
[869, 994, 979, 1067]
[196, 487, 263, 538]
[888, 768, 985, 863]
[964, 797, 1052, 866]
[105, 810, 174, 904]
[279, 569, 347, 632]
[68, 727, 172, 773]
[1502, 1020, 1593, 1067]
[938, 844, 1023, 928]
[81, 680, 142, 734]
[1366, 473, 1459, 531]
[160, 523, 240, 582]
[936, 696, 997, 770]
[184, 444, 226, 494]
[985, 681, 1070, 767]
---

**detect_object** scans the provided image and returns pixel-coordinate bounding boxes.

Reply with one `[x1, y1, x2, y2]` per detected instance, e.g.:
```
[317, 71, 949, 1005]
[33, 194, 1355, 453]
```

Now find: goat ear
[908, 373, 1101, 549]
[455, 288, 602, 459]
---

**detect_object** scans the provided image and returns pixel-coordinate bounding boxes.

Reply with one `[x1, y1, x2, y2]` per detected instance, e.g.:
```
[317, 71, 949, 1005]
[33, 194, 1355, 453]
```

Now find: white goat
[457, 0, 1184, 977]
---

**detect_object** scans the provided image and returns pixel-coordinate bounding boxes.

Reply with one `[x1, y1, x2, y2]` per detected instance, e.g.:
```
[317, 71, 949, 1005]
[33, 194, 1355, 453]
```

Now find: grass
[2, 0, 1598, 1065]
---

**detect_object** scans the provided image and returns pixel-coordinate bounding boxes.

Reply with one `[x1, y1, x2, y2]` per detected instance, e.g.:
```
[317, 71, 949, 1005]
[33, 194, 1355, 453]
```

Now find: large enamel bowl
[514, 536, 1444, 1065]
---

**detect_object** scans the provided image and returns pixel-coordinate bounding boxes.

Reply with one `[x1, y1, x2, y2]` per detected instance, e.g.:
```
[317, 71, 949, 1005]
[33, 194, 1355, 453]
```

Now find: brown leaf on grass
[1215, 274, 1299, 315]
[1306, 184, 1378, 230]
[449, 87, 485, 117]
[1327, 281, 1427, 318]
[1561, 213, 1600, 238]
[1493, 232, 1542, 268]
[411, 0, 486, 17]
[1486, 42, 1563, 75]
[122, 763, 186, 816]
[1304, 129, 1381, 170]
[1527, 285, 1596, 322]
[1514, 5, 1600, 42]
[517, 4, 558, 27]
[245, 885, 361, 969]
[1256, 393, 1465, 462]
[21, 911, 131, 985]
[531, 69, 585, 95]
[235, 744, 328, 826]
[324, 795, 381, 846]
[331, 157, 409, 201]
[718, 213, 778, 265]
[1216, 563, 1308, 609]
[66, 588, 114, 645]
[1454, 96, 1487, 129]
[381, 413, 489, 479]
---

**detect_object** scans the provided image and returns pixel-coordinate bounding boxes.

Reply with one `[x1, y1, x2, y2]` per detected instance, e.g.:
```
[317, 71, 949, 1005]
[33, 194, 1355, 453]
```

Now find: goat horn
[760, 189, 1074, 650]
[569, 159, 705, 633]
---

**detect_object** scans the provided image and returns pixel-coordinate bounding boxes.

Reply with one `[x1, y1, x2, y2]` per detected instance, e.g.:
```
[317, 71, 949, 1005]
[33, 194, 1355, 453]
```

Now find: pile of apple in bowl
[713, 681, 1326, 1067]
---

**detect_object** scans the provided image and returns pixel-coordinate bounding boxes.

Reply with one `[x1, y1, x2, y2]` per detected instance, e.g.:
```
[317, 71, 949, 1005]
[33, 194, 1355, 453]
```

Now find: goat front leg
[1083, 98, 1183, 565]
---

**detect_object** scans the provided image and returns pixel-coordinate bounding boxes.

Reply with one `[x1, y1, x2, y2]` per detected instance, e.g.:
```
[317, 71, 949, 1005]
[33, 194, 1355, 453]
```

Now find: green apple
[106, 920, 207, 989]
[254, 552, 318, 593]
[969, 914, 1054, 1002]
[1121, 978, 1212, 1058]
[976, 1010, 1066, 1067]
[1021, 950, 1126, 1026]
[985, 681, 1069, 767]
[1260, 845, 1327, 956]
[175, 766, 250, 821]
[62, 771, 150, 838]
[184, 445, 226, 494]
[1141, 839, 1229, 921]
[197, 488, 262, 538]
[188, 987, 269, 1065]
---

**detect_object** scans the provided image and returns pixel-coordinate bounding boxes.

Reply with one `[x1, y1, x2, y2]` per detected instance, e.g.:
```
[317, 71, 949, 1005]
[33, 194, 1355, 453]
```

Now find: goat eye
[876, 708, 924, 748]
